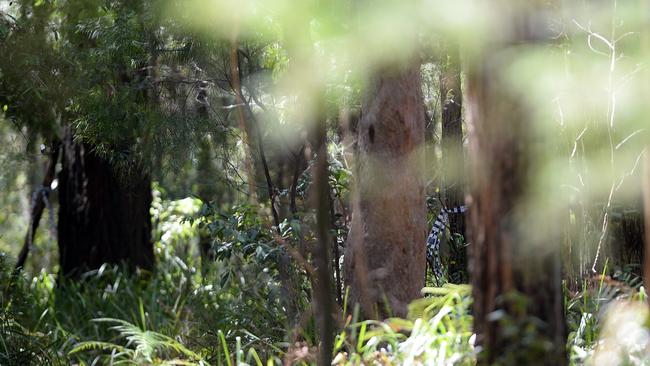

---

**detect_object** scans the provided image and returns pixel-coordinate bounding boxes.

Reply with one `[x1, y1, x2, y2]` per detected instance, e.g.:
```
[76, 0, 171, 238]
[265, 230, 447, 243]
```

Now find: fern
[68, 318, 207, 365]
[409, 284, 472, 320]
[69, 340, 130, 354]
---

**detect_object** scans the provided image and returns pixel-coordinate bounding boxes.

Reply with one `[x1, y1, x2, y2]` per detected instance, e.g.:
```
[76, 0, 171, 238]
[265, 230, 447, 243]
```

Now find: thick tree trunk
[58, 127, 153, 278]
[440, 40, 466, 283]
[344, 64, 426, 318]
[466, 29, 566, 366]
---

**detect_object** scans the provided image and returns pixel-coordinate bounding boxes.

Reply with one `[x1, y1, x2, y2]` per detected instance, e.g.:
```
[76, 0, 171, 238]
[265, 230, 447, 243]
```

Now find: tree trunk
[643, 150, 650, 289]
[440, 40, 466, 283]
[312, 101, 335, 366]
[58, 127, 153, 278]
[344, 64, 426, 318]
[230, 38, 258, 203]
[613, 206, 644, 272]
[465, 24, 566, 366]
[640, 0, 650, 291]
[196, 81, 219, 264]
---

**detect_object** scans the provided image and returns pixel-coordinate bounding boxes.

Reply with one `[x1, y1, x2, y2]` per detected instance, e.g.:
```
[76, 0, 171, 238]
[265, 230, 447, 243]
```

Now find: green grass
[2, 260, 650, 365]
[1, 196, 649, 365]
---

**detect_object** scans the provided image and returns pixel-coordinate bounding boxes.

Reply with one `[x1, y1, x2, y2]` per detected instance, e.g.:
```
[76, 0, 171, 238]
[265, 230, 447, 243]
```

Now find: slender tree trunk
[290, 148, 304, 218]
[195, 81, 218, 263]
[329, 187, 343, 307]
[344, 64, 426, 318]
[230, 38, 258, 203]
[465, 14, 566, 365]
[57, 127, 153, 278]
[236, 70, 301, 326]
[257, 124, 301, 326]
[440, 40, 466, 283]
[640, 0, 650, 292]
[643, 150, 650, 289]
[312, 102, 335, 366]
[258, 133, 281, 230]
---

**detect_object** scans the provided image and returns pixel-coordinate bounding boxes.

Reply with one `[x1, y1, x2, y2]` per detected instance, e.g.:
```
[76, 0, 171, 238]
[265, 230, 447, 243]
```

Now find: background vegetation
[1, 0, 650, 365]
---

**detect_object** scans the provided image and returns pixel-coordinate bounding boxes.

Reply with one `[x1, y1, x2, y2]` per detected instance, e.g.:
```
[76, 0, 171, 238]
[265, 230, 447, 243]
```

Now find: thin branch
[290, 146, 305, 218]
[615, 129, 645, 150]
[258, 131, 281, 232]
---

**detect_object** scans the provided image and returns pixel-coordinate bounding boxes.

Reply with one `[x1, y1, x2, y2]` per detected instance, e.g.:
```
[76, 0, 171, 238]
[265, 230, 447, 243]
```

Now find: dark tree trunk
[612, 206, 644, 272]
[312, 101, 335, 366]
[344, 64, 426, 318]
[195, 81, 218, 264]
[440, 40, 466, 283]
[640, 0, 650, 290]
[642, 0, 650, 292]
[466, 21, 566, 365]
[57, 127, 153, 278]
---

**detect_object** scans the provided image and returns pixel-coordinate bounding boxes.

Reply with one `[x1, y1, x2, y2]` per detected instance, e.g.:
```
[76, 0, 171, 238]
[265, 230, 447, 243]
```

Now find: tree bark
[466, 21, 566, 366]
[640, 0, 650, 292]
[643, 150, 650, 289]
[195, 81, 218, 263]
[344, 64, 426, 318]
[440, 40, 466, 283]
[230, 38, 258, 203]
[312, 104, 335, 366]
[57, 127, 153, 278]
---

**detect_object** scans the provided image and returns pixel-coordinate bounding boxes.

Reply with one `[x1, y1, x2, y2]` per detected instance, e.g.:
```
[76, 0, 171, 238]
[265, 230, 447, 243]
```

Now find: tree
[639, 0, 650, 292]
[439, 40, 466, 283]
[465, 10, 566, 364]
[644, 152, 650, 290]
[344, 64, 426, 318]
[312, 99, 335, 366]
[57, 1, 160, 278]
[2, 1, 167, 277]
[58, 128, 154, 277]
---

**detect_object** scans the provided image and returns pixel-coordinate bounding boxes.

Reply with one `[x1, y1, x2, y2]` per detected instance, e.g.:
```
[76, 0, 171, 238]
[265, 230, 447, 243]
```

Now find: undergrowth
[0, 195, 649, 365]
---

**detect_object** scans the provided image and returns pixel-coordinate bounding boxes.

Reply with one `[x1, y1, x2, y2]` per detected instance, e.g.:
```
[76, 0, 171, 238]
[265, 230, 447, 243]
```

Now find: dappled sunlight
[1, 0, 650, 364]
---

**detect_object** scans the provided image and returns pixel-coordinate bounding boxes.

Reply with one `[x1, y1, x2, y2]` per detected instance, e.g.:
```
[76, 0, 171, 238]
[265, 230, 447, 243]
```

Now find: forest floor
[0, 195, 648, 365]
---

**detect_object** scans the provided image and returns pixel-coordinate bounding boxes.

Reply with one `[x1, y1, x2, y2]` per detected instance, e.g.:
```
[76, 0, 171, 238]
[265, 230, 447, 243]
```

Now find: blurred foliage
[1, 0, 650, 365]
[0, 122, 30, 257]
[0, 193, 291, 364]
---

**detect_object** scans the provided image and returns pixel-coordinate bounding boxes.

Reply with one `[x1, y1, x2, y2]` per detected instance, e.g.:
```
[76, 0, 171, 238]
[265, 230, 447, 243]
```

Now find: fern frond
[81, 318, 207, 364]
[68, 340, 131, 355]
